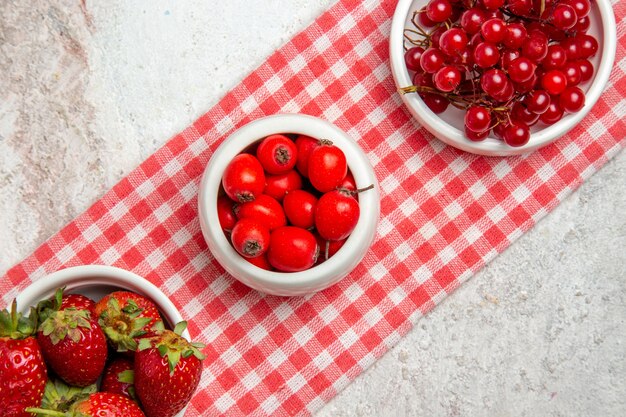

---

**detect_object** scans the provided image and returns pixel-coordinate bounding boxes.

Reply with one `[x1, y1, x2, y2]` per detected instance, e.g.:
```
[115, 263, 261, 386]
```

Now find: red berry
[294, 135, 318, 178]
[426, 0, 453, 23]
[503, 23, 526, 49]
[283, 189, 318, 229]
[464, 106, 491, 133]
[267, 226, 318, 272]
[315, 189, 361, 241]
[461, 8, 486, 34]
[308, 141, 348, 193]
[474, 42, 500, 68]
[222, 154, 265, 203]
[217, 195, 236, 232]
[540, 101, 565, 124]
[503, 122, 531, 147]
[551, 4, 578, 30]
[481, 18, 506, 44]
[507, 57, 536, 83]
[244, 252, 273, 271]
[434, 65, 462, 92]
[542, 45, 567, 70]
[522, 32, 548, 62]
[562, 61, 582, 86]
[235, 194, 286, 231]
[511, 101, 540, 126]
[559, 86, 585, 113]
[256, 134, 298, 175]
[524, 90, 551, 114]
[420, 47, 446, 73]
[405, 46, 425, 72]
[576, 34, 599, 59]
[541, 70, 568, 95]
[565, 0, 591, 18]
[577, 59, 594, 83]
[439, 28, 468, 56]
[231, 218, 271, 258]
[422, 93, 450, 113]
[264, 169, 303, 201]
[464, 126, 490, 141]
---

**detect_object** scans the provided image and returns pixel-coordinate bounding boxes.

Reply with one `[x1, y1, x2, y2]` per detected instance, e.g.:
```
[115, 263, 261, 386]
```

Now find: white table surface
[1, 1, 624, 415]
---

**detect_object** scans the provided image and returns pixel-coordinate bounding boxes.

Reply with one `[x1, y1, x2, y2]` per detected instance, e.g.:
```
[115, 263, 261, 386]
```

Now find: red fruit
[28, 392, 146, 417]
[464, 106, 491, 133]
[135, 322, 204, 417]
[231, 218, 271, 258]
[101, 357, 136, 401]
[503, 123, 531, 147]
[95, 291, 164, 353]
[308, 140, 348, 193]
[217, 195, 237, 232]
[294, 135, 318, 178]
[481, 18, 506, 44]
[267, 226, 319, 272]
[426, 0, 453, 22]
[433, 65, 462, 92]
[244, 252, 273, 271]
[256, 134, 298, 175]
[339, 171, 357, 191]
[37, 308, 108, 387]
[465, 126, 489, 141]
[0, 301, 48, 417]
[438, 28, 468, 57]
[222, 154, 265, 202]
[264, 170, 303, 201]
[559, 86, 586, 113]
[283, 189, 318, 229]
[405, 46, 425, 72]
[234, 194, 286, 231]
[541, 70, 568, 95]
[460, 8, 486, 35]
[315, 188, 361, 241]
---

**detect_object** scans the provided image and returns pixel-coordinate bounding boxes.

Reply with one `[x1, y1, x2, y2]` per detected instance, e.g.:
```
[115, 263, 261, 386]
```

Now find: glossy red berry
[283, 189, 318, 229]
[256, 134, 298, 175]
[308, 141, 348, 193]
[231, 218, 271, 258]
[267, 226, 318, 272]
[222, 154, 265, 203]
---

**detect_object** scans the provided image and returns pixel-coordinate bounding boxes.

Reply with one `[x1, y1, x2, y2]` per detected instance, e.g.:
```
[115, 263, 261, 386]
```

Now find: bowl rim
[198, 113, 380, 295]
[389, 0, 618, 156]
[15, 265, 190, 339]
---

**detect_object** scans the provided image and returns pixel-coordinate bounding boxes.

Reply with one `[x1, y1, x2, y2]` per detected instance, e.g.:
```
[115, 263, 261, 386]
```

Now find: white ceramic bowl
[15, 265, 189, 417]
[198, 114, 380, 297]
[389, 0, 617, 156]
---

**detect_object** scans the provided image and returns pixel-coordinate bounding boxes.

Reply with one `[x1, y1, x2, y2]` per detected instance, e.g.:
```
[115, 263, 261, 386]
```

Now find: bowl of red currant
[390, 0, 617, 156]
[197, 114, 380, 296]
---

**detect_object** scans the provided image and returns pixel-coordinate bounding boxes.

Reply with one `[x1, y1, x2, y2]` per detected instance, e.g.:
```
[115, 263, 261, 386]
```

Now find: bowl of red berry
[198, 114, 380, 297]
[390, 0, 616, 156]
[7, 265, 204, 417]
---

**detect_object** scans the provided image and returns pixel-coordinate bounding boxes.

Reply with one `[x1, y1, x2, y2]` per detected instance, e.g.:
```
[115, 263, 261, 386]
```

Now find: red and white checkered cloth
[2, 0, 625, 415]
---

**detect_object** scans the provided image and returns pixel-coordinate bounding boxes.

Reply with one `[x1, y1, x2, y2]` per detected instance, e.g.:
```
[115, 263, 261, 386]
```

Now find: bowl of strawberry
[389, 0, 616, 156]
[1, 265, 204, 417]
[198, 114, 380, 297]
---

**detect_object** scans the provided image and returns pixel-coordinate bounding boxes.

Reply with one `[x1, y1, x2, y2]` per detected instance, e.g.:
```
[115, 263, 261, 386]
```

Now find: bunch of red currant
[402, 0, 597, 147]
[219, 134, 372, 272]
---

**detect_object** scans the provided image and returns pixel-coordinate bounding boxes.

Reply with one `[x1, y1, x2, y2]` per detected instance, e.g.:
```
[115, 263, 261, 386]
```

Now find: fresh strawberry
[0, 301, 48, 417]
[39, 378, 96, 413]
[94, 291, 164, 353]
[27, 392, 145, 417]
[37, 308, 107, 387]
[135, 322, 205, 417]
[101, 357, 136, 401]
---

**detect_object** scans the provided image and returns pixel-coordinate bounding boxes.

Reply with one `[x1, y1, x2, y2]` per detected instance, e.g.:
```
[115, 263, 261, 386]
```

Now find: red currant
[405, 46, 425, 72]
[461, 8, 486, 35]
[474, 42, 500, 68]
[439, 28, 468, 57]
[503, 122, 531, 147]
[426, 0, 453, 23]
[559, 86, 586, 113]
[541, 70, 568, 95]
[420, 48, 446, 74]
[464, 106, 491, 133]
[481, 18, 506, 44]
[434, 65, 462, 92]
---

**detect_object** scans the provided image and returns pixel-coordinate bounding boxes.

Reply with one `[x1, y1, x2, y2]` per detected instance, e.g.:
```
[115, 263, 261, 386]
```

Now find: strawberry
[27, 392, 145, 417]
[60, 294, 96, 314]
[37, 307, 107, 387]
[135, 322, 205, 417]
[101, 357, 136, 401]
[0, 301, 48, 417]
[94, 291, 164, 353]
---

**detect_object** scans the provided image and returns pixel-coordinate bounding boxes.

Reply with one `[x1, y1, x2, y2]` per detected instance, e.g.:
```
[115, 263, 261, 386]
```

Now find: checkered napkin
[2, 0, 625, 415]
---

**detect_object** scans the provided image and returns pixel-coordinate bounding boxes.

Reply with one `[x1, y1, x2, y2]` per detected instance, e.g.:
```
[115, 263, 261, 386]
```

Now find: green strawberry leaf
[173, 321, 187, 336]
[118, 369, 134, 384]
